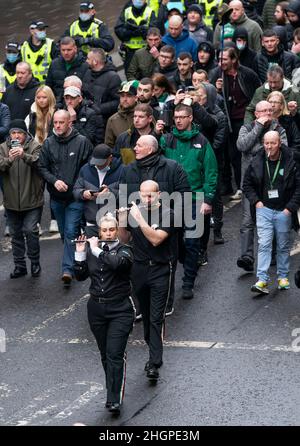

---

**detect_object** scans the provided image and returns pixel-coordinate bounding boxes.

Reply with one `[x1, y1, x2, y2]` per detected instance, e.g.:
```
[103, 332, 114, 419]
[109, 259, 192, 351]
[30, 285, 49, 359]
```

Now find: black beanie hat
[9, 119, 27, 134]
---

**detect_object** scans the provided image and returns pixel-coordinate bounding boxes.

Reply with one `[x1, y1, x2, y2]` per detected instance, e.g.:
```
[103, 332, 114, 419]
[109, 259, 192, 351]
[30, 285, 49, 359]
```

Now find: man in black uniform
[118, 180, 177, 381]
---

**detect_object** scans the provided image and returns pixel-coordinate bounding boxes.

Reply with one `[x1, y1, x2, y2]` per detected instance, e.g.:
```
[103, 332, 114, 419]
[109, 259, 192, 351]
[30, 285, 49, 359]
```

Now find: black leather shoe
[10, 267, 27, 279]
[105, 401, 112, 409]
[237, 256, 254, 272]
[31, 263, 41, 277]
[62, 273, 72, 287]
[109, 403, 121, 414]
[147, 366, 159, 380]
[214, 230, 225, 245]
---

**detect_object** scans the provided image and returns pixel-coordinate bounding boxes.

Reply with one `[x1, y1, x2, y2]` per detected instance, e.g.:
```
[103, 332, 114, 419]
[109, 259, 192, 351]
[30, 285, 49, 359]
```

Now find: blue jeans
[256, 206, 292, 282]
[51, 200, 83, 276]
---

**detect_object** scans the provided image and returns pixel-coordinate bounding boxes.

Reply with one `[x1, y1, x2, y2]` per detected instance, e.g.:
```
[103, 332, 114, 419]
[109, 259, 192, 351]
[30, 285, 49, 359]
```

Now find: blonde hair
[34, 86, 56, 144]
[267, 91, 289, 116]
[99, 213, 118, 229]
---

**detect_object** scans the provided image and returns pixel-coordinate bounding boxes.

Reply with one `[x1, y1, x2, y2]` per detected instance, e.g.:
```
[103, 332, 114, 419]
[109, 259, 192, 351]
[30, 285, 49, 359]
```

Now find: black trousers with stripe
[131, 262, 172, 368]
[87, 296, 134, 404]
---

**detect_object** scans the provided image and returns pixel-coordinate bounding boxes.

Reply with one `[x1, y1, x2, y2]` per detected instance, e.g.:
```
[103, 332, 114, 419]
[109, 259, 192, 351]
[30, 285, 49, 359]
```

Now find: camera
[10, 139, 21, 148]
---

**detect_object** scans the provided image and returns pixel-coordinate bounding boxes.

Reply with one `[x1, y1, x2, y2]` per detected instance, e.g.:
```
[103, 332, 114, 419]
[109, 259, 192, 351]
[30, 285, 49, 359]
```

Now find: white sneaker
[4, 225, 10, 236]
[230, 189, 242, 201]
[165, 307, 174, 317]
[49, 219, 58, 233]
[37, 223, 43, 236]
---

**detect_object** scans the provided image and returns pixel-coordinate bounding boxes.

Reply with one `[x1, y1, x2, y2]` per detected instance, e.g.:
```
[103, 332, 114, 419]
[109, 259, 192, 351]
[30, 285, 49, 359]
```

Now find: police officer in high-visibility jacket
[21, 21, 57, 85]
[65, 2, 115, 56]
[115, 0, 157, 75]
[0, 42, 22, 98]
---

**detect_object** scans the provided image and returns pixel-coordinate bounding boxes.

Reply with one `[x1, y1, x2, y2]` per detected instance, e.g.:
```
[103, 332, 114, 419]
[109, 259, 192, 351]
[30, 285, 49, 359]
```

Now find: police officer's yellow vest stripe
[200, 0, 223, 27]
[21, 38, 53, 83]
[124, 6, 153, 50]
[69, 19, 102, 54]
[147, 0, 159, 16]
[0, 64, 16, 92]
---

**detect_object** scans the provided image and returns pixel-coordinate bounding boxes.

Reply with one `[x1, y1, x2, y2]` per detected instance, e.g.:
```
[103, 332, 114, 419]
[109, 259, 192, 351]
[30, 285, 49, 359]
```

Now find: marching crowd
[1, 0, 300, 415]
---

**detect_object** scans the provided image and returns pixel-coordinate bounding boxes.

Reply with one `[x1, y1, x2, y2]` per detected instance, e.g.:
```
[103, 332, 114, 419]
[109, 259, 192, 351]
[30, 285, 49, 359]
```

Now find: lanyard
[266, 154, 281, 190]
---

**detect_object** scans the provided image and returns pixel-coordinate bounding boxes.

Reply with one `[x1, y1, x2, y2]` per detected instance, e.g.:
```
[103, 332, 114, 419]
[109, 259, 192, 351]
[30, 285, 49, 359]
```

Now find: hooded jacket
[162, 28, 198, 62]
[194, 41, 218, 75]
[160, 125, 218, 204]
[38, 128, 93, 203]
[232, 27, 257, 70]
[214, 13, 263, 51]
[254, 44, 300, 83]
[2, 77, 40, 120]
[82, 62, 121, 119]
[73, 157, 124, 224]
[46, 52, 89, 99]
[0, 134, 44, 211]
[183, 19, 213, 45]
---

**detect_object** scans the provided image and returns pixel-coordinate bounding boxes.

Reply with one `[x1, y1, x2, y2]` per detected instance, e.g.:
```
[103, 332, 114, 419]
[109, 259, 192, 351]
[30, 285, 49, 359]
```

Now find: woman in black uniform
[74, 213, 135, 415]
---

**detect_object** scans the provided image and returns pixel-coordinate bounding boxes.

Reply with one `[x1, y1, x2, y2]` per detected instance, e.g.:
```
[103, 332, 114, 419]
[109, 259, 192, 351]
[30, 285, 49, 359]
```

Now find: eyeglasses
[268, 101, 282, 105]
[174, 115, 192, 120]
[159, 54, 172, 60]
[257, 109, 273, 113]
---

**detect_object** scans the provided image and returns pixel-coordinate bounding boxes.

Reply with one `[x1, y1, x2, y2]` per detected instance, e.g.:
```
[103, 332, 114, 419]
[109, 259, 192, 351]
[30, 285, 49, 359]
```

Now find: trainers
[135, 313, 142, 321]
[198, 249, 208, 266]
[278, 278, 290, 290]
[237, 256, 254, 272]
[230, 189, 242, 201]
[251, 280, 269, 294]
[4, 225, 10, 236]
[214, 230, 224, 245]
[210, 217, 215, 228]
[49, 219, 58, 233]
[37, 223, 43, 236]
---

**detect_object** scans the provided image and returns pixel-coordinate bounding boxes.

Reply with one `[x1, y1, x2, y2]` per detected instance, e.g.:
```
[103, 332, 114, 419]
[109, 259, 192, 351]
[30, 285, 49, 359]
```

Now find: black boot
[10, 267, 27, 279]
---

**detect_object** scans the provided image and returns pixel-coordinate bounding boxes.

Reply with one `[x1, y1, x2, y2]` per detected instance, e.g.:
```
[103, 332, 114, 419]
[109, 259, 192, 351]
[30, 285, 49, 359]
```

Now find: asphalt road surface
[1, 198, 300, 426]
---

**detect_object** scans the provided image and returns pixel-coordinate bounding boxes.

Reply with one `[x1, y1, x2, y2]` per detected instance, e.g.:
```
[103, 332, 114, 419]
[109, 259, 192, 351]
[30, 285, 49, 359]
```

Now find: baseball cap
[118, 80, 139, 96]
[90, 144, 112, 166]
[5, 41, 21, 52]
[30, 20, 48, 29]
[80, 2, 94, 10]
[64, 86, 82, 97]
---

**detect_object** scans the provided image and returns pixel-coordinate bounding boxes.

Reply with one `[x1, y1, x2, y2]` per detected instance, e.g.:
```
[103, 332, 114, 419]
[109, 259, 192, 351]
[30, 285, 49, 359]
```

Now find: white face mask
[236, 42, 246, 51]
[79, 12, 91, 21]
[132, 0, 144, 8]
[97, 165, 110, 173]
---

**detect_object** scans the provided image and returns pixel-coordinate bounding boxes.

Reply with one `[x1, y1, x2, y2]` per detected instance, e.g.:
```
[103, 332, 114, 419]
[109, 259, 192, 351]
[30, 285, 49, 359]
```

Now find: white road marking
[0, 382, 103, 426]
[19, 294, 89, 342]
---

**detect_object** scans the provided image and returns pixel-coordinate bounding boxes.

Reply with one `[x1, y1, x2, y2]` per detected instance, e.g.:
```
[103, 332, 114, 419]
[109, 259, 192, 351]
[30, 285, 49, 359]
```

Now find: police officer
[74, 214, 135, 415]
[118, 180, 177, 381]
[115, 0, 157, 75]
[0, 42, 22, 98]
[65, 2, 115, 56]
[21, 20, 57, 84]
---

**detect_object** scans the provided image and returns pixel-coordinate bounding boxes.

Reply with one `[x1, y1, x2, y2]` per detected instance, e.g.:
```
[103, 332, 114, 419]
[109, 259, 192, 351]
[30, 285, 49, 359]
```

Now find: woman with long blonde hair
[267, 91, 300, 163]
[26, 85, 56, 144]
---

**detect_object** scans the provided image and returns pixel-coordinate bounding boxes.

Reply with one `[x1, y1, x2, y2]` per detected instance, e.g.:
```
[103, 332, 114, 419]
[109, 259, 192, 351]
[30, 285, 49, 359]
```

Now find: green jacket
[127, 45, 159, 81]
[0, 136, 44, 211]
[160, 126, 218, 204]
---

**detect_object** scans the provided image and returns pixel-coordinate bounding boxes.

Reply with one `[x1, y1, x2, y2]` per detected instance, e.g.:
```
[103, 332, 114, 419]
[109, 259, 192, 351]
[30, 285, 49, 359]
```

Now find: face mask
[236, 42, 246, 51]
[36, 31, 46, 40]
[79, 12, 91, 21]
[132, 0, 144, 8]
[6, 53, 19, 64]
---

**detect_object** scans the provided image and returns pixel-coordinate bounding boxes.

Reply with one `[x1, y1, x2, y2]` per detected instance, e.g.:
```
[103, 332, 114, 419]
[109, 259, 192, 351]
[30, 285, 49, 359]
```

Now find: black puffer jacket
[38, 128, 93, 203]
[74, 243, 133, 300]
[2, 78, 40, 120]
[254, 45, 300, 83]
[82, 63, 121, 120]
[278, 115, 300, 164]
[70, 100, 104, 145]
[46, 53, 89, 99]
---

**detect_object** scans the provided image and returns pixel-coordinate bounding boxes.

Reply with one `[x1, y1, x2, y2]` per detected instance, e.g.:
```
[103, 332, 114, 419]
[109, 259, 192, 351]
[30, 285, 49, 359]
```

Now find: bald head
[140, 180, 160, 208]
[168, 15, 183, 39]
[53, 110, 72, 137]
[64, 75, 82, 90]
[255, 100, 273, 121]
[263, 130, 281, 160]
[140, 180, 159, 193]
[229, 0, 245, 22]
[16, 62, 32, 88]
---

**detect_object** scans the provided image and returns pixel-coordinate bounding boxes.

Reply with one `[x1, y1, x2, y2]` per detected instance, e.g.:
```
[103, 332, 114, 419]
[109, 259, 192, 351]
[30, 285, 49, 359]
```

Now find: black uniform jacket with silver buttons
[74, 243, 133, 300]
